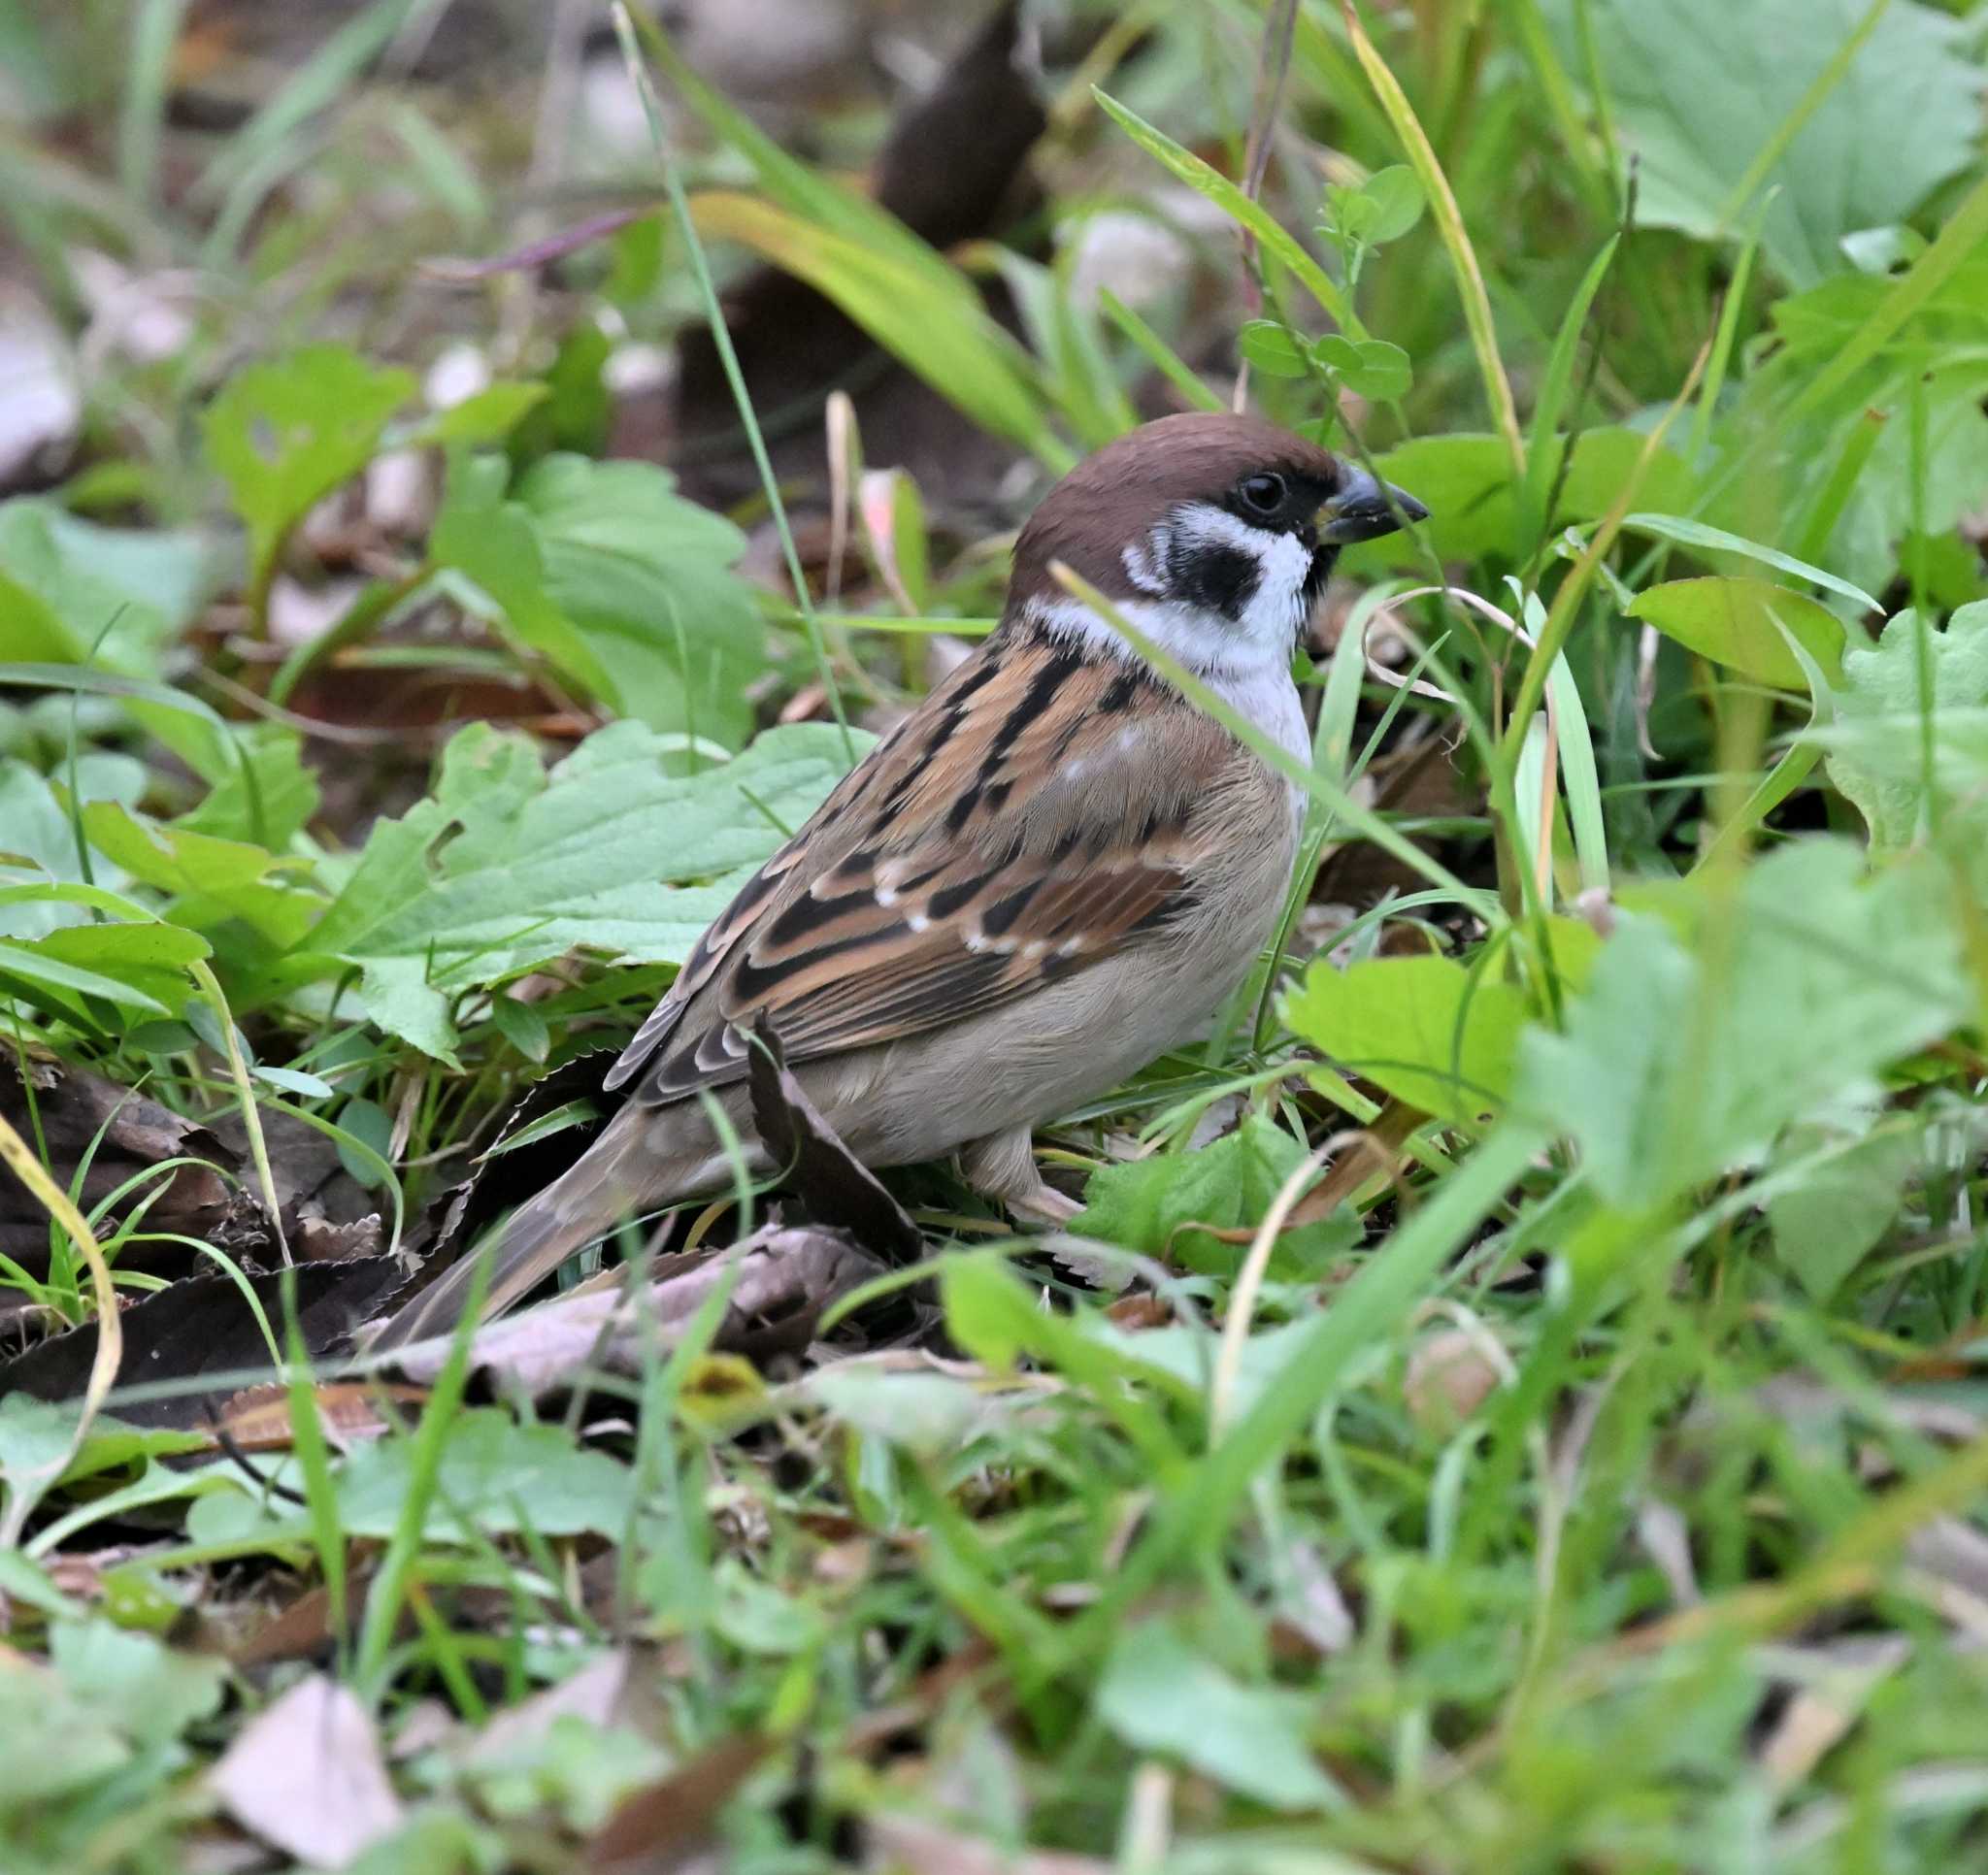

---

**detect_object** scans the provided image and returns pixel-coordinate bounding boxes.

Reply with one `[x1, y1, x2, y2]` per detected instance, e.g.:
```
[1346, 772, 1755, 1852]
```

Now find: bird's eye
[1238, 472, 1286, 516]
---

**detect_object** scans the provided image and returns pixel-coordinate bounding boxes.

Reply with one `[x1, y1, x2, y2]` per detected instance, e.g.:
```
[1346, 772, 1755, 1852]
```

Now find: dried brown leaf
[209, 1673, 404, 1867]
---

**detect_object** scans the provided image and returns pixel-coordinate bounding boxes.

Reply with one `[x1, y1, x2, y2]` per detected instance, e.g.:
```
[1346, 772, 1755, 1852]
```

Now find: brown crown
[1007, 411, 1344, 609]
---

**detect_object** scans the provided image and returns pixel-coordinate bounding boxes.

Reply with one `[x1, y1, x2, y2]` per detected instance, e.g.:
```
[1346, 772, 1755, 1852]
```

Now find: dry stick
[0, 1109, 122, 1548]
[1231, 0, 1303, 414]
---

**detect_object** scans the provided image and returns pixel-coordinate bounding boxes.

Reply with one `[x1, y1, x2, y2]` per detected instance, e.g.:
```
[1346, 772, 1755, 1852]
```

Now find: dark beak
[1318, 465, 1429, 543]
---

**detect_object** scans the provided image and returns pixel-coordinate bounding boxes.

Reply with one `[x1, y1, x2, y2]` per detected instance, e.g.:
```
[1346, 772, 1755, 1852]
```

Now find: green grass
[1, 2, 1987, 1870]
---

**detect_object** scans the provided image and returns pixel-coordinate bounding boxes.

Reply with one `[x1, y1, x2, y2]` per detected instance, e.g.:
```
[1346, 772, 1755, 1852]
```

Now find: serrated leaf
[79, 803, 319, 946]
[1822, 601, 1988, 848]
[307, 719, 868, 1056]
[200, 344, 414, 592]
[1072, 1114, 1357, 1278]
[515, 453, 767, 747]
[1516, 842, 1971, 1208]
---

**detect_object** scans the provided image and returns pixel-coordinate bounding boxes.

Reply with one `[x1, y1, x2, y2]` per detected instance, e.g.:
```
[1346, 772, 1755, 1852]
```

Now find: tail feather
[370, 1102, 668, 1351]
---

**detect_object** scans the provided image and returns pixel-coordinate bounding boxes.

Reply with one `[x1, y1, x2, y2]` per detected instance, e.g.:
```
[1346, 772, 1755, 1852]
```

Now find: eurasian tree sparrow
[378, 411, 1426, 1344]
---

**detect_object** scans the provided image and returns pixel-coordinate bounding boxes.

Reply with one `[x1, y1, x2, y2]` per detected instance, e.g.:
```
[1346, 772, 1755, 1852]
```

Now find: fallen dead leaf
[211, 1380, 429, 1453]
[864, 1814, 1110, 1874]
[209, 1673, 404, 1868]
[383, 1225, 882, 1397]
[0, 1260, 411, 1426]
[585, 1731, 775, 1873]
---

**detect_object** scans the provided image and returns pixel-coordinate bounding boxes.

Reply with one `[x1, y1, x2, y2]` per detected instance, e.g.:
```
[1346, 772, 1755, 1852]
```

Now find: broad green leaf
[515, 453, 766, 748]
[0, 937, 167, 1015]
[1517, 841, 1971, 1209]
[79, 804, 319, 946]
[1238, 319, 1310, 378]
[0, 500, 214, 674]
[200, 344, 415, 593]
[1341, 428, 1691, 570]
[49, 1621, 226, 1748]
[8, 921, 208, 1017]
[175, 723, 320, 850]
[1095, 1624, 1340, 1812]
[1821, 601, 1988, 848]
[1359, 164, 1426, 243]
[0, 759, 129, 938]
[1285, 954, 1527, 1128]
[1072, 1114, 1357, 1278]
[1627, 576, 1847, 689]
[334, 1410, 633, 1540]
[1313, 335, 1412, 402]
[428, 452, 617, 706]
[307, 719, 869, 1056]
[392, 379, 547, 448]
[1564, 0, 1979, 286]
[1768, 1123, 1920, 1299]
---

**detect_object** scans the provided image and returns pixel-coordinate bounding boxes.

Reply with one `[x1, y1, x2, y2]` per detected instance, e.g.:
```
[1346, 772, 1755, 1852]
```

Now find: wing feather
[607, 624, 1245, 1107]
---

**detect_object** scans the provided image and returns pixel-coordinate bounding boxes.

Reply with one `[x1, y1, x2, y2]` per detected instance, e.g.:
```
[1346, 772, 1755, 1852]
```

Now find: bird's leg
[958, 1126, 1082, 1226]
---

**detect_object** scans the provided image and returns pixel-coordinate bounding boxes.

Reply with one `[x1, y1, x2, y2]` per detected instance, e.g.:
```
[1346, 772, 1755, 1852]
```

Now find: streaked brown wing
[606, 623, 1238, 1107]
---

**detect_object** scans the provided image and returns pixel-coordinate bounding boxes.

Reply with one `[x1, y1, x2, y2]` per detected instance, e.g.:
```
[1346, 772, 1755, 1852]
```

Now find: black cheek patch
[1171, 542, 1262, 620]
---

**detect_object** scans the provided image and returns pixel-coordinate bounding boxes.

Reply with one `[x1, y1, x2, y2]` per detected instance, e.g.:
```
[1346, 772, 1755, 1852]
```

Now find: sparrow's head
[1010, 411, 1427, 677]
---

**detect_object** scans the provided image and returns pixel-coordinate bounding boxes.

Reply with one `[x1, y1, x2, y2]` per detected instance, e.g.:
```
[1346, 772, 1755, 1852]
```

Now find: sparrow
[375, 411, 1426, 1346]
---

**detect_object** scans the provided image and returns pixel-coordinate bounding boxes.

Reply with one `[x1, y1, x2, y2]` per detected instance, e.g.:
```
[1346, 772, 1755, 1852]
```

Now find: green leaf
[1768, 1123, 1919, 1299]
[50, 1620, 226, 1748]
[393, 379, 548, 448]
[0, 500, 215, 674]
[488, 992, 550, 1063]
[1627, 576, 1848, 689]
[1340, 428, 1690, 571]
[1567, 0, 1979, 286]
[428, 453, 618, 706]
[200, 344, 415, 594]
[1095, 1624, 1340, 1811]
[1285, 954, 1527, 1128]
[174, 723, 320, 850]
[1620, 514, 1881, 613]
[1094, 88, 1353, 331]
[334, 1410, 633, 1540]
[1359, 164, 1426, 243]
[1072, 1114, 1357, 1278]
[1313, 335, 1412, 402]
[515, 453, 766, 748]
[1516, 842, 1971, 1209]
[7, 921, 208, 1017]
[308, 719, 868, 1056]
[1821, 601, 1988, 848]
[79, 803, 319, 946]
[1238, 319, 1311, 379]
